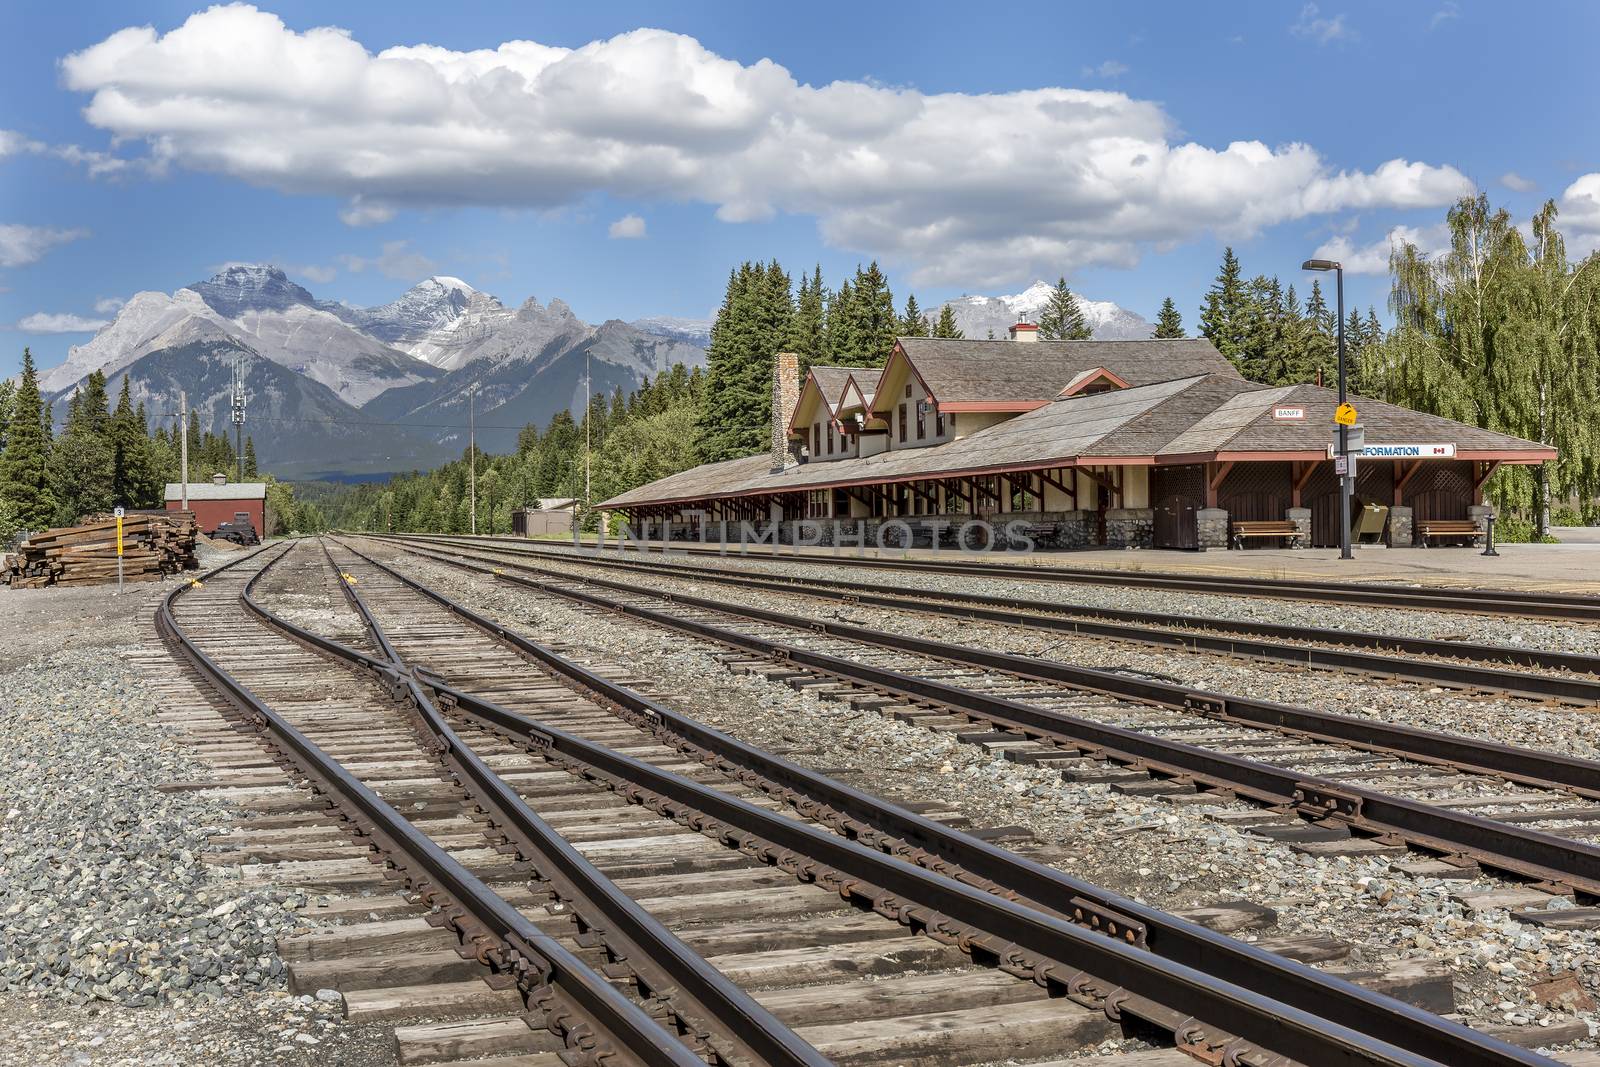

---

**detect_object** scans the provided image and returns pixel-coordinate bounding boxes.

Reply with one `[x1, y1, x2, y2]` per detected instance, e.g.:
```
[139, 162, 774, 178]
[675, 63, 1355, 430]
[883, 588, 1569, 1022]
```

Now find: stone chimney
[1008, 323, 1040, 342]
[771, 352, 801, 473]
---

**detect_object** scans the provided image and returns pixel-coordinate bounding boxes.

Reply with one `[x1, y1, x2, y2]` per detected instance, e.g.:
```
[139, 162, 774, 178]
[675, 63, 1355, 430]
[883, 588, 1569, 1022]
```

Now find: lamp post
[1301, 258, 1351, 560]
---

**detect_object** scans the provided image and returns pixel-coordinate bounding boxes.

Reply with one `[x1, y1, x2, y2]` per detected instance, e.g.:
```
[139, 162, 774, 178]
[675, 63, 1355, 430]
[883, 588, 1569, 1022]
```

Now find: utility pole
[585, 349, 592, 507]
[179, 390, 189, 512]
[468, 385, 477, 536]
[231, 358, 246, 482]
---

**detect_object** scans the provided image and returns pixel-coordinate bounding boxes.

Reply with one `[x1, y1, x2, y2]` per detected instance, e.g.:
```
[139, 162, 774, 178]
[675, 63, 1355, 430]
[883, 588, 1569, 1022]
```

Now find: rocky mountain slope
[46, 320, 452, 477]
[936, 281, 1153, 341]
[41, 265, 708, 476]
[45, 266, 441, 406]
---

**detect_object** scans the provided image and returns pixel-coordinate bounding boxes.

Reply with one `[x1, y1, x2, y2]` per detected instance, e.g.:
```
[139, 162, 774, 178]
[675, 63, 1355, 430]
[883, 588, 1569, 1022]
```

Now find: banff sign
[1360, 443, 1457, 458]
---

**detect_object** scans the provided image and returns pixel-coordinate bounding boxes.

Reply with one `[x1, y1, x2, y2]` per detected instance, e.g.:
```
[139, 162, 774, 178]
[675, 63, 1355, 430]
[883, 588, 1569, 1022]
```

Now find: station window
[916, 404, 925, 439]
[936, 412, 946, 437]
[812, 424, 821, 457]
[898, 403, 907, 443]
[805, 489, 829, 518]
[826, 422, 834, 454]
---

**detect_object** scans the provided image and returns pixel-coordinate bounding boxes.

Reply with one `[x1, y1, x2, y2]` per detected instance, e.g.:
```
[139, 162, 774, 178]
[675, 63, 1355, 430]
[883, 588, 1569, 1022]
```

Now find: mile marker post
[114, 506, 125, 595]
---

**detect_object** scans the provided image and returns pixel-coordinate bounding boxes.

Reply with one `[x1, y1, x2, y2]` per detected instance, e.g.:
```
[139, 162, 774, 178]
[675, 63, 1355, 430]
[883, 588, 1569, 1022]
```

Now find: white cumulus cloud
[60, 4, 1471, 286]
[1560, 173, 1600, 255]
[1312, 223, 1451, 275]
[608, 214, 647, 239]
[0, 224, 90, 268]
[16, 312, 111, 333]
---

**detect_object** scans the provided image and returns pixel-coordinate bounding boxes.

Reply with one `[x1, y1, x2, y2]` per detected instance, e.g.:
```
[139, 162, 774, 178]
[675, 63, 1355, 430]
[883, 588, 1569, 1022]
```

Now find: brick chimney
[1008, 323, 1039, 342]
[771, 352, 801, 473]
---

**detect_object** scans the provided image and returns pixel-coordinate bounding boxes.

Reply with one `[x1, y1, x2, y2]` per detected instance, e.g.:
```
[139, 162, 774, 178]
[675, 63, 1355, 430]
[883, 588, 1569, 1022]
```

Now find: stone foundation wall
[1196, 507, 1229, 550]
[1469, 504, 1495, 540]
[1388, 505, 1414, 547]
[1105, 507, 1154, 549]
[1286, 507, 1311, 549]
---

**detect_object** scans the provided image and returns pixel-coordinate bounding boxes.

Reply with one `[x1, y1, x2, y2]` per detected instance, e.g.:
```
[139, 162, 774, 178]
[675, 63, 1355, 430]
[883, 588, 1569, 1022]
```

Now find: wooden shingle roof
[886, 336, 1239, 407]
[600, 373, 1554, 510]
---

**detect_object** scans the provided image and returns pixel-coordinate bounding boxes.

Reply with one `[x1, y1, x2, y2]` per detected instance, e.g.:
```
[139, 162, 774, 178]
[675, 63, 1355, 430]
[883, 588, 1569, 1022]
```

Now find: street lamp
[1301, 258, 1352, 560]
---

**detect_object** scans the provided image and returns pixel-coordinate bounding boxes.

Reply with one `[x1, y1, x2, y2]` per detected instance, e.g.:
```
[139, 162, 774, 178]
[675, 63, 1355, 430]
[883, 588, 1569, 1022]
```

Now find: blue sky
[3, 0, 1599, 378]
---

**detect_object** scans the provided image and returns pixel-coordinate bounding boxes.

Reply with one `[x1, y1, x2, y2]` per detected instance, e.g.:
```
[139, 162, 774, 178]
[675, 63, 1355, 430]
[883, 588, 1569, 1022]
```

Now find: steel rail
[401, 534, 1600, 704]
[389, 539, 1600, 903]
[453, 532, 1600, 621]
[155, 545, 709, 1067]
[309, 543, 830, 1067]
[332, 536, 1559, 1067]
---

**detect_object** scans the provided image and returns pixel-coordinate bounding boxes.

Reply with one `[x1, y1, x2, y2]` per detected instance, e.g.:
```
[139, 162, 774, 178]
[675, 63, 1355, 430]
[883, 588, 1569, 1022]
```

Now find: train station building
[599, 329, 1555, 550]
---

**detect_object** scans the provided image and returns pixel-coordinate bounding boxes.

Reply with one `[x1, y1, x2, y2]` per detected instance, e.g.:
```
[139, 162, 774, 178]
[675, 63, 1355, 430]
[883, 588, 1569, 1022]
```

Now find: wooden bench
[1417, 519, 1482, 546]
[1231, 520, 1299, 549]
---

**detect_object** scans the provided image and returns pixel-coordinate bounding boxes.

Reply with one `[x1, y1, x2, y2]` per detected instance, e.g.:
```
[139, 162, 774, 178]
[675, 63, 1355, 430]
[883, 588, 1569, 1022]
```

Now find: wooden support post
[1292, 460, 1318, 508]
[1472, 461, 1502, 502]
[1206, 461, 1234, 509]
[1394, 459, 1423, 506]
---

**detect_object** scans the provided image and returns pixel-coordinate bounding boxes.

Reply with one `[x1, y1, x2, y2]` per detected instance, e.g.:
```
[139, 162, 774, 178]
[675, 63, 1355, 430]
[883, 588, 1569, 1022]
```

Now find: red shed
[166, 474, 271, 536]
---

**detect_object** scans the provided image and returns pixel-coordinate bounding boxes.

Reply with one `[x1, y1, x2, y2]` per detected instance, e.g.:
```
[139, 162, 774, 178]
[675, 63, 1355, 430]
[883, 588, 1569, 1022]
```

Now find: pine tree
[1152, 297, 1184, 338]
[0, 349, 55, 533]
[243, 436, 259, 478]
[931, 305, 964, 339]
[839, 262, 897, 365]
[0, 378, 14, 453]
[897, 294, 928, 337]
[1036, 278, 1091, 340]
[1303, 279, 1335, 385]
[110, 376, 159, 506]
[825, 279, 856, 359]
[786, 265, 826, 372]
[1199, 247, 1249, 364]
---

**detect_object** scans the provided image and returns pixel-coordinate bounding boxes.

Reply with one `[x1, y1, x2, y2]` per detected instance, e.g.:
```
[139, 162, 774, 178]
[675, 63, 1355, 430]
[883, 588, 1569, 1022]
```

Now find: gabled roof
[1058, 366, 1132, 397]
[788, 364, 878, 435]
[874, 336, 1240, 412]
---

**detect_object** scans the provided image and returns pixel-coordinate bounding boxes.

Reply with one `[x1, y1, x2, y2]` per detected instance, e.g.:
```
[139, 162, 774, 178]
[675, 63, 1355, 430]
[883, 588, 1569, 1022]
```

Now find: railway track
[157, 537, 1571, 1065]
[457, 532, 1600, 621]
[400, 534, 1600, 705]
[371, 534, 1600, 916]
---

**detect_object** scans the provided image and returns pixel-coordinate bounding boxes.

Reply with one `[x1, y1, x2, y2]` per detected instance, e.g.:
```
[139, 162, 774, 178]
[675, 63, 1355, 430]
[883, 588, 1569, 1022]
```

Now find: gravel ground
[467, 543, 1600, 766]
[0, 558, 395, 1066]
[359, 539, 1600, 1049]
[523, 541, 1600, 656]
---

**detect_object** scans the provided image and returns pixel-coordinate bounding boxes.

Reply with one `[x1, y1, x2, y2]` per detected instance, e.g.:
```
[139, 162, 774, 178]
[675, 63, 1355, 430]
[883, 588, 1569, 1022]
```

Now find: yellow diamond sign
[1334, 402, 1358, 426]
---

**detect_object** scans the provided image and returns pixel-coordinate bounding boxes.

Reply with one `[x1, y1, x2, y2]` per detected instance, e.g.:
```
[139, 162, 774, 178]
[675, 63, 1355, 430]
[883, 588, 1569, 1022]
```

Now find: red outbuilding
[165, 474, 271, 536]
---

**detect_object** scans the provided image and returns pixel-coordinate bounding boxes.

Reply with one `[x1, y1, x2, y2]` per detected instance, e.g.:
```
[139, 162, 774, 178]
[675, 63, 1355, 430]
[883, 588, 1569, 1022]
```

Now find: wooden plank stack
[3, 510, 199, 588]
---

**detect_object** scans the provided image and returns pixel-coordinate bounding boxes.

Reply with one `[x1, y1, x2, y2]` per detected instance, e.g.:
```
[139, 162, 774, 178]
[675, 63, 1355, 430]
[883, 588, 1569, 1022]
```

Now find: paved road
[1553, 526, 1600, 544]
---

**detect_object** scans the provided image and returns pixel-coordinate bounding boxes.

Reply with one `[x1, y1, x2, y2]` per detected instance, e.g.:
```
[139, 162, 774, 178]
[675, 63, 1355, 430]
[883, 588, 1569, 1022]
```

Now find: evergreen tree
[1152, 297, 1184, 338]
[931, 305, 964, 339]
[0, 378, 14, 453]
[1036, 278, 1091, 340]
[897, 294, 929, 337]
[1303, 279, 1336, 385]
[837, 262, 897, 365]
[243, 436, 259, 478]
[699, 261, 795, 462]
[110, 376, 160, 506]
[825, 279, 856, 359]
[68, 370, 112, 440]
[0, 349, 55, 533]
[1199, 246, 1249, 364]
[786, 265, 826, 372]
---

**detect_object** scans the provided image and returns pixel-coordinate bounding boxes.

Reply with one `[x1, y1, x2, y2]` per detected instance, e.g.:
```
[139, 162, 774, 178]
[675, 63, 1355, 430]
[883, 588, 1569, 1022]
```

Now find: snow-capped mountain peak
[935, 280, 1154, 341]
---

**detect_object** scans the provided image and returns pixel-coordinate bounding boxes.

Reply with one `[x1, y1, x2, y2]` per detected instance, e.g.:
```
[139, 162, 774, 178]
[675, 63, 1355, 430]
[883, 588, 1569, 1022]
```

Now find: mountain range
[42, 266, 709, 478]
[38, 267, 1150, 479]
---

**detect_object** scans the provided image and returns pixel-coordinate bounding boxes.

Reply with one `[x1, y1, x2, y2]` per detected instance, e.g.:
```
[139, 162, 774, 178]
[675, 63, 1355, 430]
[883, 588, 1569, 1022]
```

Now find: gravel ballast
[358, 539, 1600, 1049]
[0, 570, 394, 1066]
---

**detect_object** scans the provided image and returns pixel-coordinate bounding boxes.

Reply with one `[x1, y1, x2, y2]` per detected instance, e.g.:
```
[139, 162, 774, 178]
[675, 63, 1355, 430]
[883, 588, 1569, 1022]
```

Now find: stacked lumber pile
[3, 510, 199, 588]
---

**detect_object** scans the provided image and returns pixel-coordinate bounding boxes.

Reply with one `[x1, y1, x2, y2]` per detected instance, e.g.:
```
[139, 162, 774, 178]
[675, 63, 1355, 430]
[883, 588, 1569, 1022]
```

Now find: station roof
[879, 337, 1240, 411]
[600, 374, 1553, 510]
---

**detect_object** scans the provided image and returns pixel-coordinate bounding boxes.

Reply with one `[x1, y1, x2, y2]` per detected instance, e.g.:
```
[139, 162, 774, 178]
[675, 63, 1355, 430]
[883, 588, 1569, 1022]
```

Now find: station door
[1152, 464, 1204, 549]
